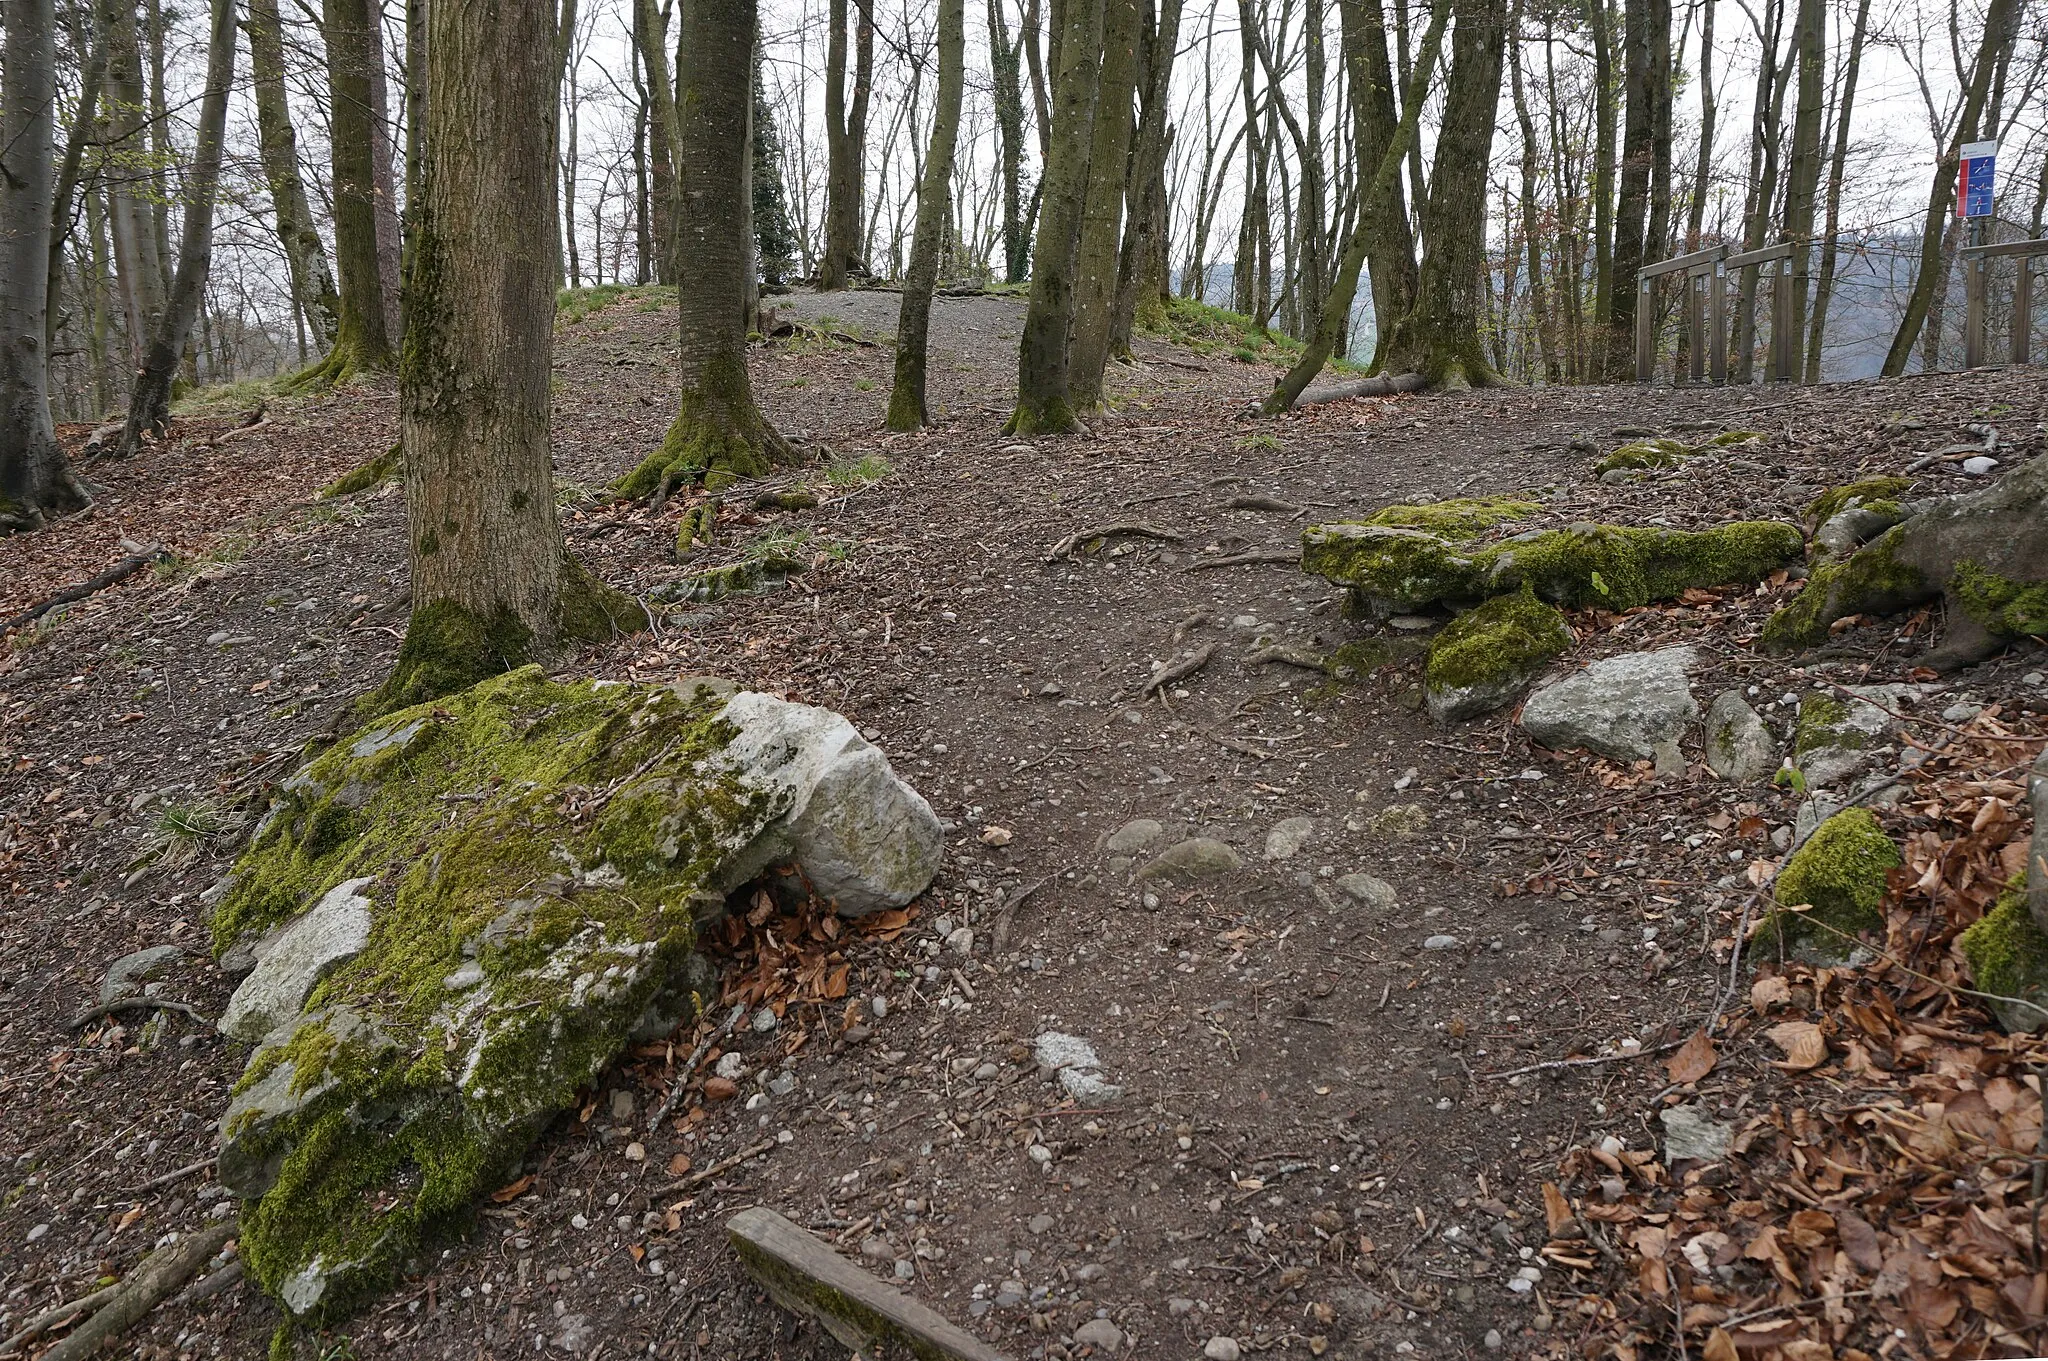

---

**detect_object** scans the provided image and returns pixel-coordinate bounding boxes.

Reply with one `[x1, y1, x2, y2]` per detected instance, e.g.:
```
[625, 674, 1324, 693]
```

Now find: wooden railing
[1961, 237, 2048, 368]
[1635, 242, 1799, 384]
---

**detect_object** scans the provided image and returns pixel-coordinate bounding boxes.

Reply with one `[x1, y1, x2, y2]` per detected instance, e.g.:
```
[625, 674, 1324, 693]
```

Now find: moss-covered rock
[1423, 588, 1571, 724]
[1950, 560, 2048, 639]
[1302, 512, 1801, 619]
[1360, 496, 1541, 537]
[650, 555, 807, 605]
[1594, 438, 1691, 476]
[1807, 476, 1911, 531]
[1758, 807, 1900, 965]
[1959, 875, 2048, 1033]
[212, 668, 941, 1320]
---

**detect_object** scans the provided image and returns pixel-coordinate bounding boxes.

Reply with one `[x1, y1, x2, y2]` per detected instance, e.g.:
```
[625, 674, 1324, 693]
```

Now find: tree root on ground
[1045, 521, 1183, 562]
[1273, 371, 1429, 411]
[18, 1221, 235, 1360]
[3, 549, 170, 634]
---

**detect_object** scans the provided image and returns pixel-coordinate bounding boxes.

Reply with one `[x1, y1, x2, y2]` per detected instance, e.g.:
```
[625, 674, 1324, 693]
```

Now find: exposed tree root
[1045, 521, 1183, 561]
[318, 442, 401, 498]
[1143, 641, 1219, 695]
[29, 1222, 234, 1360]
[1185, 547, 1299, 571]
[617, 393, 797, 508]
[66, 997, 210, 1030]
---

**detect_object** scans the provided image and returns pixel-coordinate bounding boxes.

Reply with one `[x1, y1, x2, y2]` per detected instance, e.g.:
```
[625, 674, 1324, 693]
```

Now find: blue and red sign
[1958, 140, 1997, 218]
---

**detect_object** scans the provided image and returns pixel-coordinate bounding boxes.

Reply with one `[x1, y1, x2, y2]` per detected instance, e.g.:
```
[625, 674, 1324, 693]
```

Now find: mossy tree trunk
[618, 0, 793, 502]
[1339, 0, 1419, 371]
[248, 0, 342, 357]
[1263, 0, 1447, 414]
[819, 0, 874, 290]
[1065, 0, 1142, 412]
[1762, 456, 2048, 670]
[295, 0, 400, 389]
[886, 0, 965, 432]
[115, 0, 236, 459]
[379, 0, 646, 714]
[1009, 0, 1107, 435]
[1106, 0, 1184, 361]
[1, 0, 91, 532]
[1372, 0, 1509, 390]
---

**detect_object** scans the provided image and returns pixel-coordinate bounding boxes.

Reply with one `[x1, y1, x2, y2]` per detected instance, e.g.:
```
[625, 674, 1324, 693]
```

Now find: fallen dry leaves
[1535, 710, 2048, 1361]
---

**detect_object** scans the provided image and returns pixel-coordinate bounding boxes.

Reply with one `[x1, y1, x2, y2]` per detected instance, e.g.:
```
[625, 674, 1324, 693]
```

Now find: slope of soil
[2, 288, 2044, 1361]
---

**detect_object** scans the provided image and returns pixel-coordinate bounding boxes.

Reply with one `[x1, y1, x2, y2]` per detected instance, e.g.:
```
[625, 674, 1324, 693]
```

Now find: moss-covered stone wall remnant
[1301, 508, 1801, 620]
[1423, 587, 1572, 724]
[1759, 807, 1900, 965]
[210, 668, 943, 1321]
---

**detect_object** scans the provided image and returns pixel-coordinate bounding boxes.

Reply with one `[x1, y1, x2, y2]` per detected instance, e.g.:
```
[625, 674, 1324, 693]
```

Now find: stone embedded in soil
[1335, 873, 1399, 911]
[1034, 1030, 1121, 1102]
[1204, 1337, 1243, 1361]
[1137, 837, 1241, 880]
[1103, 818, 1164, 854]
[1263, 816, 1315, 860]
[1703, 690, 1780, 783]
[1659, 1106, 1734, 1164]
[217, 877, 374, 1041]
[1074, 1319, 1123, 1351]
[99, 944, 184, 1004]
[1760, 807, 1900, 965]
[1793, 684, 1917, 789]
[1520, 647, 1699, 764]
[206, 668, 943, 1321]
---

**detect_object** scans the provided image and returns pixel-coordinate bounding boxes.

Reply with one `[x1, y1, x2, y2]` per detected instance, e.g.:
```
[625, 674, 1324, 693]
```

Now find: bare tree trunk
[104, 0, 165, 366]
[303, 0, 402, 384]
[990, 0, 1032, 282]
[249, 0, 342, 354]
[1508, 7, 1559, 384]
[46, 20, 106, 356]
[1108, 0, 1184, 357]
[820, 0, 875, 288]
[1586, 0, 1616, 364]
[888, 0, 966, 429]
[1805, 0, 1868, 381]
[1375, 0, 1508, 387]
[1068, 0, 1142, 410]
[1010, 0, 1107, 434]
[1731, 0, 1791, 382]
[2, 0, 91, 531]
[379, 0, 644, 712]
[1232, 0, 1270, 320]
[619, 0, 794, 500]
[1882, 0, 2016, 376]
[1343, 0, 1418, 370]
[642, 0, 676, 283]
[1780, 0, 1823, 364]
[1607, 0, 1667, 377]
[1684, 0, 1714, 248]
[116, 0, 237, 458]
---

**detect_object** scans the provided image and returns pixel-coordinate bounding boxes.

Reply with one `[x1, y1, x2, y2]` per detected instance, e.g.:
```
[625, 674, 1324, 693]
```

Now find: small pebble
[1204, 1338, 1242, 1361]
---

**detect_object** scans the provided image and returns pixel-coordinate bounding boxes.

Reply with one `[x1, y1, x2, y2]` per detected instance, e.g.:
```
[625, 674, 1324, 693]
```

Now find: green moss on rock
[1950, 560, 2048, 639]
[1362, 496, 1541, 538]
[215, 668, 777, 1318]
[1760, 528, 1929, 654]
[1806, 477, 1911, 529]
[1958, 875, 2048, 1033]
[1758, 807, 1900, 964]
[1424, 587, 1570, 723]
[1594, 438, 1691, 475]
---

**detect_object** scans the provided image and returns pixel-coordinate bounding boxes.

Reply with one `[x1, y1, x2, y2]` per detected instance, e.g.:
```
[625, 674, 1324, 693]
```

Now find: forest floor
[3, 288, 2047, 1361]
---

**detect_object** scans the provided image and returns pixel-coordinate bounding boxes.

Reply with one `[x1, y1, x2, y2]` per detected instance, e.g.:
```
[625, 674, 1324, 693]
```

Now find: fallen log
[1286, 371, 1429, 408]
[2, 548, 168, 635]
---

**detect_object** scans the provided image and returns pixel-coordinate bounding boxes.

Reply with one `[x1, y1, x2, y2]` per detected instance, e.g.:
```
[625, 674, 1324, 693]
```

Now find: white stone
[712, 691, 945, 915]
[1521, 648, 1699, 763]
[1203, 1337, 1242, 1361]
[219, 878, 375, 1041]
[1264, 816, 1315, 861]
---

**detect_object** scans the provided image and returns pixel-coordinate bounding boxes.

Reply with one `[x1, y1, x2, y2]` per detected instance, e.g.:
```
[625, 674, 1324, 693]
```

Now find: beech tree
[887, 0, 966, 430]
[820, 0, 875, 288]
[2, 0, 91, 532]
[376, 0, 645, 711]
[620, 0, 794, 500]
[1066, 0, 1142, 412]
[247, 0, 340, 356]
[115, 0, 237, 458]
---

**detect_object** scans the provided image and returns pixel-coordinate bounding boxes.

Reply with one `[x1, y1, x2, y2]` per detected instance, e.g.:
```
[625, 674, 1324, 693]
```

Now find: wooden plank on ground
[726, 1207, 1014, 1361]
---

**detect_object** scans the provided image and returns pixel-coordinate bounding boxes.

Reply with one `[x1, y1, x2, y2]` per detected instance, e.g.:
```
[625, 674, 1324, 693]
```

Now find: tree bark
[1342, 0, 1418, 371]
[1263, 0, 1448, 411]
[1606, 0, 1667, 378]
[1684, 0, 1714, 248]
[1586, 0, 1616, 364]
[2, 0, 91, 531]
[990, 0, 1032, 283]
[1374, 0, 1508, 387]
[46, 18, 107, 357]
[1780, 0, 1823, 364]
[103, 0, 165, 367]
[115, 0, 237, 458]
[1010, 0, 1106, 434]
[1108, 0, 1184, 357]
[1881, 0, 2016, 376]
[820, 0, 875, 288]
[618, 0, 794, 501]
[1067, 0, 1142, 410]
[1804, 0, 1868, 381]
[887, 0, 965, 430]
[380, 0, 645, 712]
[248, 0, 342, 356]
[301, 0, 402, 385]
[1508, 6, 1559, 384]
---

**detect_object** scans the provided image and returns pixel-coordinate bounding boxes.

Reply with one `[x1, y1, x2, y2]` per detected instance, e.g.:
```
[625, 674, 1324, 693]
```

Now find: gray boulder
[1793, 684, 1918, 788]
[1520, 647, 1699, 764]
[1703, 690, 1779, 782]
[1334, 874, 1399, 912]
[100, 944, 184, 1005]
[1138, 838, 1242, 880]
[218, 878, 374, 1041]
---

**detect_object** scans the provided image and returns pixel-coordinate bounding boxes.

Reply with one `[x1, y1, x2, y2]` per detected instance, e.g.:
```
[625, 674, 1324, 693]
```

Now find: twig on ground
[646, 1003, 747, 1134]
[127, 1158, 216, 1196]
[1478, 1037, 1689, 1081]
[1143, 642, 1219, 695]
[657, 1136, 778, 1194]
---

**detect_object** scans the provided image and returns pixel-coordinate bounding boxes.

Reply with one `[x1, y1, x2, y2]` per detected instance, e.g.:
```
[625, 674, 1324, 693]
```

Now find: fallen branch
[128, 1158, 216, 1196]
[660, 1136, 779, 1194]
[1185, 547, 1298, 572]
[66, 998, 209, 1031]
[1477, 1037, 1689, 1081]
[1286, 371, 1428, 409]
[0, 1286, 122, 1357]
[646, 1003, 747, 1134]
[1045, 520, 1183, 562]
[1143, 641, 1219, 695]
[3, 549, 169, 634]
[35, 1221, 234, 1361]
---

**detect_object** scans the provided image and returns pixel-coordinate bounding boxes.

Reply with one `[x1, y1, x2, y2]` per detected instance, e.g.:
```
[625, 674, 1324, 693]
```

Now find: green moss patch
[1758, 808, 1900, 964]
[1594, 438, 1691, 475]
[1958, 876, 2048, 1032]
[1806, 477, 1910, 529]
[1950, 560, 2048, 639]
[1423, 588, 1571, 723]
[215, 668, 777, 1318]
[1759, 528, 1929, 654]
[1362, 496, 1541, 539]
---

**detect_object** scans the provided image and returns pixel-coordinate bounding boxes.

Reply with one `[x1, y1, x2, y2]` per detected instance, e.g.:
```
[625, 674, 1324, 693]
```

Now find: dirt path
[3, 290, 2045, 1361]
